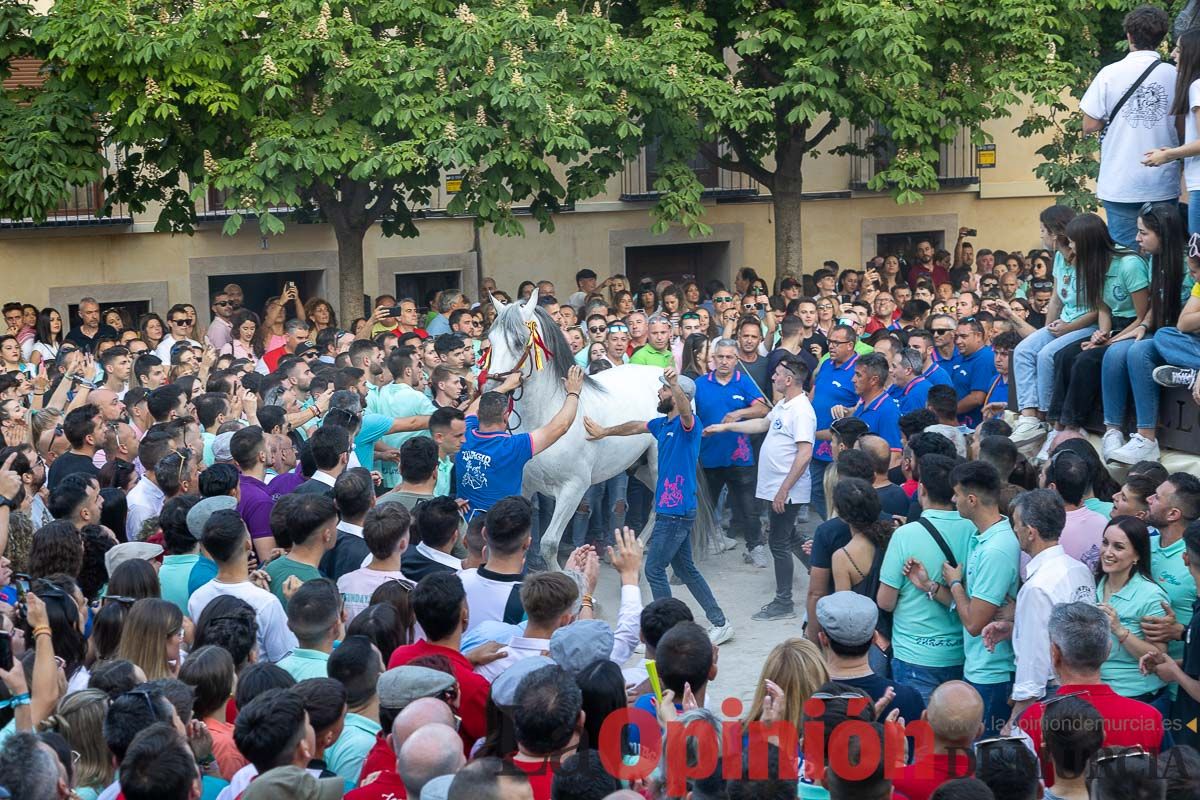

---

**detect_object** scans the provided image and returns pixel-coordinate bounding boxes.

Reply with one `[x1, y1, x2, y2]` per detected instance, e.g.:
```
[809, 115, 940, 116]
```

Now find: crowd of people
[7, 4, 1200, 798]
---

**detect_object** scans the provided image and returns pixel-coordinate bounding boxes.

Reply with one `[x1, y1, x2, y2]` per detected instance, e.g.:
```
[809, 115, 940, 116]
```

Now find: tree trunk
[772, 176, 804, 281]
[334, 225, 367, 326]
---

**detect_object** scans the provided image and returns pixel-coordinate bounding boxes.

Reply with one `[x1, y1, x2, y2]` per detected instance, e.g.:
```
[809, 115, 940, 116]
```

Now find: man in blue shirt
[951, 318, 997, 428]
[907, 329, 954, 387]
[928, 314, 961, 374]
[693, 339, 769, 565]
[811, 324, 861, 519]
[585, 369, 733, 645]
[456, 367, 584, 518]
[852, 353, 903, 456]
[888, 347, 933, 415]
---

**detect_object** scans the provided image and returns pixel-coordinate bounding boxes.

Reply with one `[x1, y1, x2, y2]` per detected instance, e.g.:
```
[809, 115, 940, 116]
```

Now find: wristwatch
[0, 496, 16, 511]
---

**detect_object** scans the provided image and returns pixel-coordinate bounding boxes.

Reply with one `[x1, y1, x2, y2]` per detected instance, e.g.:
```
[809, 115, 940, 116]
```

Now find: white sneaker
[1101, 429, 1126, 462]
[1010, 415, 1047, 445]
[796, 504, 810, 523]
[708, 623, 735, 645]
[719, 536, 739, 552]
[749, 545, 770, 569]
[1033, 429, 1059, 465]
[1108, 433, 1160, 465]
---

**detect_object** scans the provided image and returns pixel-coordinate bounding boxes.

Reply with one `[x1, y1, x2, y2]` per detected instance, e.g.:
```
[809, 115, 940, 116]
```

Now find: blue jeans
[645, 512, 726, 627]
[969, 678, 1013, 739]
[1190, 191, 1200, 236]
[1101, 337, 1139, 428]
[809, 459, 829, 520]
[892, 659, 963, 705]
[1125, 327, 1200, 429]
[1013, 325, 1097, 412]
[1103, 200, 1145, 250]
[570, 473, 628, 548]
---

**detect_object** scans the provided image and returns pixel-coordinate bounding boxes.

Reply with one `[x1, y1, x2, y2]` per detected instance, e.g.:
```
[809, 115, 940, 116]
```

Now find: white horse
[482, 291, 663, 567]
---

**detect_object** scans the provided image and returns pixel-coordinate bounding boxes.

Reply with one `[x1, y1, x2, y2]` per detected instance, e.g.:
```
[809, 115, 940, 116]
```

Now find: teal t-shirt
[355, 412, 396, 472]
[962, 519, 1020, 684]
[879, 509, 975, 667]
[202, 430, 217, 467]
[1103, 252, 1151, 318]
[160, 553, 218, 617]
[326, 711, 383, 781]
[1151, 533, 1197, 662]
[1053, 251, 1090, 324]
[277, 648, 331, 682]
[366, 382, 437, 488]
[263, 556, 323, 610]
[1097, 572, 1170, 697]
[1084, 497, 1115, 518]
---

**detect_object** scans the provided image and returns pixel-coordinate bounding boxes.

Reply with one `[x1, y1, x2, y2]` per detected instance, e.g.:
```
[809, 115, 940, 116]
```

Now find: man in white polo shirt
[1080, 5, 1180, 248]
[701, 355, 816, 621]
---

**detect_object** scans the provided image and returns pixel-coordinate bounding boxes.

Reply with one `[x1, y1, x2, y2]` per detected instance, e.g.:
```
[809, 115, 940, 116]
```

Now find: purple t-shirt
[267, 467, 305, 500]
[238, 474, 275, 540]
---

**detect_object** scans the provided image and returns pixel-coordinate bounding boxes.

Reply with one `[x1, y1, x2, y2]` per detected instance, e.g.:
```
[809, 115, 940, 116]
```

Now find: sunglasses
[713, 295, 733, 302]
[932, 328, 954, 334]
[607, 324, 629, 333]
[170, 318, 191, 325]
[588, 325, 607, 333]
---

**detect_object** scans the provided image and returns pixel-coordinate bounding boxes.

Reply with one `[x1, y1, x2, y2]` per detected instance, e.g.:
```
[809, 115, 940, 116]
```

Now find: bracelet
[581, 594, 593, 606]
[926, 583, 940, 600]
[566, 392, 580, 399]
[32, 626, 51, 640]
[950, 579, 963, 590]
[0, 693, 30, 709]
[1118, 628, 1130, 644]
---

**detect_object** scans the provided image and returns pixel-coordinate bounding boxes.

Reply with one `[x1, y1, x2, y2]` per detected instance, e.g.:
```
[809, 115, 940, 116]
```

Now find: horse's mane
[494, 304, 603, 391]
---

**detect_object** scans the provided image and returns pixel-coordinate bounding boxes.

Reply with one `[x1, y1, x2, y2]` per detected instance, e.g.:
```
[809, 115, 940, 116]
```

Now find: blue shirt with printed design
[812, 354, 861, 462]
[951, 346, 998, 428]
[694, 370, 764, 468]
[932, 346, 961, 374]
[647, 414, 701, 516]
[456, 415, 534, 515]
[854, 391, 903, 451]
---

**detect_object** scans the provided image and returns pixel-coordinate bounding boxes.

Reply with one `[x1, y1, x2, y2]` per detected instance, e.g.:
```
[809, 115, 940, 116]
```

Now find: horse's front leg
[538, 479, 590, 571]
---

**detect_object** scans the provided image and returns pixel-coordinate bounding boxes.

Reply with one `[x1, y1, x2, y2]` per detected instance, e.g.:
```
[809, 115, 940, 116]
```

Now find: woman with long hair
[30, 308, 64, 366]
[879, 255, 904, 291]
[742, 638, 828, 740]
[137, 313, 166, 351]
[1010, 206, 1098, 454]
[227, 309, 262, 361]
[660, 284, 685, 325]
[574, 660, 628, 753]
[102, 308, 130, 333]
[107, 558, 161, 600]
[1145, 29, 1200, 235]
[1104, 210, 1194, 464]
[1095, 517, 1169, 701]
[303, 297, 337, 334]
[27, 576, 89, 688]
[0, 335, 31, 378]
[836, 269, 861, 302]
[1047, 213, 1151, 457]
[815, 296, 837, 335]
[346, 602, 410, 664]
[116, 598, 185, 680]
[38, 689, 113, 799]
[831, 478, 893, 599]
[680, 333, 709, 379]
[681, 281, 701, 309]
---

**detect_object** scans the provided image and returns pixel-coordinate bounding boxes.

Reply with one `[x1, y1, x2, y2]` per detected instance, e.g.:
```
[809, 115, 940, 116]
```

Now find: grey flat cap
[816, 591, 878, 647]
[377, 665, 456, 711]
[549, 619, 614, 676]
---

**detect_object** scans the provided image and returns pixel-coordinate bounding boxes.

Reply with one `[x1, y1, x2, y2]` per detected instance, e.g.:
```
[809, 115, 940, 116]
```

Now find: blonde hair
[116, 598, 183, 681]
[39, 689, 113, 790]
[743, 638, 829, 734]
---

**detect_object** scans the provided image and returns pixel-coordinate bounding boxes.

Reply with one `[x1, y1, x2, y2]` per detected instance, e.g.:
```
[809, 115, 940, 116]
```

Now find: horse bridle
[476, 320, 554, 432]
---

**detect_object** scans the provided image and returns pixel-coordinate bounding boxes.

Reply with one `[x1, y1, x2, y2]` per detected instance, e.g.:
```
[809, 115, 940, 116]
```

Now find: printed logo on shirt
[459, 451, 491, 490]
[1123, 82, 1170, 128]
[1112, 284, 1130, 302]
[732, 436, 752, 463]
[660, 476, 684, 508]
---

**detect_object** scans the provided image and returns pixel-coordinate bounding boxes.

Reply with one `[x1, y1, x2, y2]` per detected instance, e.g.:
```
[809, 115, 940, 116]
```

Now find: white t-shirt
[755, 393, 817, 504]
[458, 567, 523, 632]
[1080, 50, 1180, 202]
[188, 579, 298, 663]
[337, 567, 410, 625]
[1186, 78, 1200, 191]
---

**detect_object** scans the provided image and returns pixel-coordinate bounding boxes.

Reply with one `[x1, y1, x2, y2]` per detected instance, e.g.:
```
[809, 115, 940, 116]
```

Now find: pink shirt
[337, 568, 411, 624]
[1060, 505, 1108, 572]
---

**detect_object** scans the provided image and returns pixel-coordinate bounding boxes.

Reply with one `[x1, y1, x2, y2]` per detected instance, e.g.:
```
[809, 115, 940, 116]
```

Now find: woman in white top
[226, 309, 261, 364]
[30, 307, 64, 366]
[1144, 29, 1200, 234]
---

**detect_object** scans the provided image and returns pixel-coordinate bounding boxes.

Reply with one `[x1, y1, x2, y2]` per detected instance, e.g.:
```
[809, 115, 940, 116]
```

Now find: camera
[963, 228, 977, 237]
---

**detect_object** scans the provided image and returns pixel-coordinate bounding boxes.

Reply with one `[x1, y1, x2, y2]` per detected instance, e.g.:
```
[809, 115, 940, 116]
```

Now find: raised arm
[585, 418, 650, 440]
[664, 368, 693, 429]
[529, 366, 585, 454]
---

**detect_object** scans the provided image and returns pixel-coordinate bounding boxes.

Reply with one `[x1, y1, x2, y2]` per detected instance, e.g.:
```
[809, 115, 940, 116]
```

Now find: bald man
[856, 434, 911, 517]
[352, 697, 459, 795]
[447, 758, 535, 800]
[397, 723, 466, 799]
[893, 681, 983, 800]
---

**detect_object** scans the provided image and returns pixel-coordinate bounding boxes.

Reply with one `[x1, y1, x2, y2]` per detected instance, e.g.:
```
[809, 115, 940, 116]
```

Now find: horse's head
[479, 288, 552, 390]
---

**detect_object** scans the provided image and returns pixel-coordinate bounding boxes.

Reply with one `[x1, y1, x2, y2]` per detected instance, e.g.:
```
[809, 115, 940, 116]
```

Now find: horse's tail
[692, 463, 718, 561]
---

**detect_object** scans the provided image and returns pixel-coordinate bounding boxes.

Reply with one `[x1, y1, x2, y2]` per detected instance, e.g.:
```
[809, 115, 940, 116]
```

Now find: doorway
[206, 270, 328, 320]
[623, 242, 731, 291]
[875, 230, 945, 263]
[394, 270, 462, 314]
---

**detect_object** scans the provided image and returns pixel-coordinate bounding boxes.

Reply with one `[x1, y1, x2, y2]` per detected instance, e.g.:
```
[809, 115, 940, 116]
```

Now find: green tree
[31, 0, 763, 321]
[623, 0, 1084, 276]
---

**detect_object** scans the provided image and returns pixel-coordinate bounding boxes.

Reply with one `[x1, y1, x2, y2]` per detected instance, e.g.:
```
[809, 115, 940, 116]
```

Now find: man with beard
[349, 339, 389, 394]
[906, 240, 950, 290]
[368, 346, 437, 489]
[1140, 474, 1200, 666]
[585, 368, 733, 645]
[262, 318, 312, 373]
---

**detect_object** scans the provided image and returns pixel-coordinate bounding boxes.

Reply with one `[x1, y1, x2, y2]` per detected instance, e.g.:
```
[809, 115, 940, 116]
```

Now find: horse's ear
[491, 293, 507, 313]
[520, 288, 540, 320]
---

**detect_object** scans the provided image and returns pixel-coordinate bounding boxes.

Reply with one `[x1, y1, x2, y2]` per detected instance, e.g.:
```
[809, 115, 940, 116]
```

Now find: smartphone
[382, 306, 405, 318]
[963, 228, 978, 237]
[285, 281, 296, 292]
[0, 632, 13, 671]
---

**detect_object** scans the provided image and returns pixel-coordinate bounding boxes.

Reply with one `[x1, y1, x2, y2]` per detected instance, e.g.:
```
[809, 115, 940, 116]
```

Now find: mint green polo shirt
[1151, 533, 1196, 662]
[326, 711, 382, 781]
[629, 345, 674, 368]
[1054, 251, 1091, 323]
[1084, 497, 1115, 518]
[1097, 572, 1170, 697]
[1102, 252, 1150, 318]
[277, 648, 330, 682]
[962, 518, 1020, 684]
[367, 382, 437, 488]
[879, 509, 975, 667]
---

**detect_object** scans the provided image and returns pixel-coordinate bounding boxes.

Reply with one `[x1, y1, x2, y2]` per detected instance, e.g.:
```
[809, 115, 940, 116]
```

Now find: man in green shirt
[264, 494, 339, 609]
[877, 453, 974, 704]
[1143, 474, 1200, 662]
[277, 578, 344, 682]
[939, 461, 1019, 738]
[629, 316, 675, 368]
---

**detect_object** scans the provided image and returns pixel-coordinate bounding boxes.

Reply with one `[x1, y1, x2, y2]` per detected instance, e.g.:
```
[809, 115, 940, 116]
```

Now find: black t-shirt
[738, 355, 770, 397]
[1027, 309, 1047, 330]
[64, 324, 118, 353]
[47, 451, 99, 492]
[876, 483, 912, 519]
[767, 347, 818, 391]
[802, 332, 829, 359]
[1177, 599, 1200, 749]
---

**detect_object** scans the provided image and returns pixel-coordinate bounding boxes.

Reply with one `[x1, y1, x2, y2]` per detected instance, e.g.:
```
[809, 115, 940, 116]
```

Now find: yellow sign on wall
[976, 145, 996, 169]
[445, 174, 463, 193]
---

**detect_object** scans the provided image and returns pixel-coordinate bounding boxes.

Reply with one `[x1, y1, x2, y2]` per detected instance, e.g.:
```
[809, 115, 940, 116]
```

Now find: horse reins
[476, 320, 554, 433]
